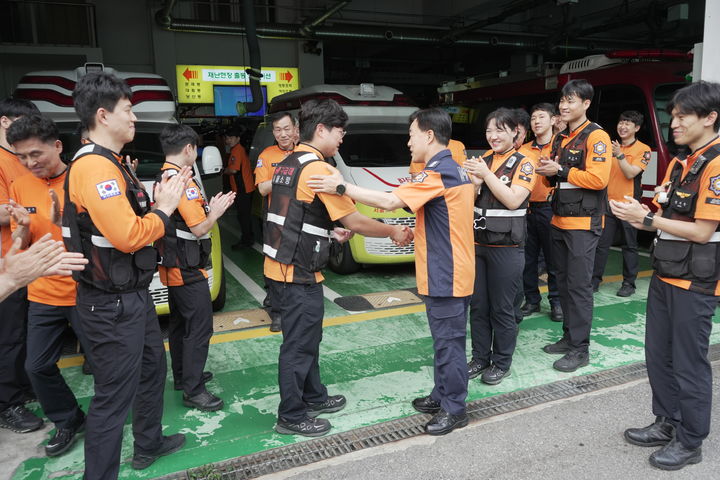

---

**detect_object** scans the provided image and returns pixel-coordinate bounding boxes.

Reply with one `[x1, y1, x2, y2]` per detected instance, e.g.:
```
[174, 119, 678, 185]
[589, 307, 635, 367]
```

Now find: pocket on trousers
[429, 300, 466, 339]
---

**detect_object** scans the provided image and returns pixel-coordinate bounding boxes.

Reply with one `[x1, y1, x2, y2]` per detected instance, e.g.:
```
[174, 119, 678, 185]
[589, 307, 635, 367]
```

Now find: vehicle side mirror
[201, 146, 223, 176]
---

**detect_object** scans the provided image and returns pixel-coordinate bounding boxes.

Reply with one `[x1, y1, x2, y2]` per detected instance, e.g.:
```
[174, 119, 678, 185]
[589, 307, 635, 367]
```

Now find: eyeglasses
[332, 127, 347, 138]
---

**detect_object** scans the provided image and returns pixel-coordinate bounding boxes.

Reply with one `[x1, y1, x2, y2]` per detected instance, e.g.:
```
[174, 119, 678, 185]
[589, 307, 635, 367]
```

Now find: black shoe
[132, 433, 186, 470]
[412, 395, 441, 414]
[520, 302, 540, 317]
[553, 350, 589, 372]
[425, 409, 469, 436]
[275, 416, 331, 437]
[617, 284, 636, 297]
[467, 359, 489, 379]
[46, 410, 85, 457]
[307, 395, 346, 417]
[624, 416, 675, 447]
[269, 312, 282, 332]
[183, 391, 224, 412]
[543, 338, 571, 354]
[550, 304, 563, 322]
[649, 437, 702, 471]
[0, 405, 44, 433]
[81, 361, 92, 376]
[481, 365, 511, 385]
[20, 390, 37, 404]
[174, 371, 213, 391]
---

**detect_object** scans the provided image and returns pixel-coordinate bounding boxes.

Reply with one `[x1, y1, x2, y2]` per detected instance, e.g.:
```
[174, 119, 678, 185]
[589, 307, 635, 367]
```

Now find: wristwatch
[335, 183, 346, 196]
[643, 211, 655, 227]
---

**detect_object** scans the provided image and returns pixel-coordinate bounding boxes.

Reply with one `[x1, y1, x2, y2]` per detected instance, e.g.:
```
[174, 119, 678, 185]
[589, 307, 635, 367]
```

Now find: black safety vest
[474, 150, 528, 246]
[62, 144, 158, 292]
[262, 150, 334, 284]
[652, 144, 720, 294]
[153, 164, 212, 271]
[549, 122, 607, 217]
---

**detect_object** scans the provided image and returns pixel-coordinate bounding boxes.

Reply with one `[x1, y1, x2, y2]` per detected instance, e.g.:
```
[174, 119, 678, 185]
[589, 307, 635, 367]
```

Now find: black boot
[624, 416, 675, 447]
[649, 438, 702, 471]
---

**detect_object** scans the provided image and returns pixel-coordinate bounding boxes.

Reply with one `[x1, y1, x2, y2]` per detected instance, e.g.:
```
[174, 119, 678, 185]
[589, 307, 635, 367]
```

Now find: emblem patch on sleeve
[96, 180, 121, 199]
[413, 171, 428, 183]
[593, 141, 607, 155]
[185, 187, 200, 200]
[520, 161, 534, 176]
[256, 158, 263, 168]
[708, 174, 720, 196]
[641, 151, 651, 165]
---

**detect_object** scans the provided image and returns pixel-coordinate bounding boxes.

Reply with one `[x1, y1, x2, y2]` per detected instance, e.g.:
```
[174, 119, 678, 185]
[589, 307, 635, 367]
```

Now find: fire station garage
[1, 1, 719, 479]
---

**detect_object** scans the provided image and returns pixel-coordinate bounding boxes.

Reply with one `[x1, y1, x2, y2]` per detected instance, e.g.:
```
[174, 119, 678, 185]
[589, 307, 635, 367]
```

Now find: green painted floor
[11, 221, 719, 480]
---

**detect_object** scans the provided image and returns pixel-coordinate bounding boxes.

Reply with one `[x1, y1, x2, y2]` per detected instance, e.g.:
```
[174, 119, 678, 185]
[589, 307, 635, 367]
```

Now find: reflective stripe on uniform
[658, 230, 720, 242]
[91, 235, 114, 248]
[473, 207, 527, 217]
[302, 223, 332, 238]
[297, 153, 319, 164]
[558, 182, 581, 189]
[266, 212, 285, 226]
[175, 229, 210, 241]
[263, 244, 278, 257]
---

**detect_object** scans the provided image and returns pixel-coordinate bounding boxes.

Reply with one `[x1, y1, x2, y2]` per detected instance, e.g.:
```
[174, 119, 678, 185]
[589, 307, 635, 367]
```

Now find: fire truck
[438, 50, 692, 203]
[13, 63, 227, 313]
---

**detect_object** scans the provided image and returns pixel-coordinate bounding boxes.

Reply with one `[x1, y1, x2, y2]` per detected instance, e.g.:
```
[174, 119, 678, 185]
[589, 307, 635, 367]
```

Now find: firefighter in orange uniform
[309, 108, 475, 436]
[536, 79, 611, 372]
[224, 126, 255, 248]
[156, 124, 235, 412]
[254, 111, 298, 332]
[0, 98, 43, 434]
[63, 72, 191, 479]
[409, 138, 466, 177]
[5, 114, 90, 456]
[592, 110, 652, 296]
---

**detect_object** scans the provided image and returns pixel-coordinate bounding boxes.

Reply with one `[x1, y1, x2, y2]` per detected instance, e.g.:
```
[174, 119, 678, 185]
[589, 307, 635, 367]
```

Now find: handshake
[390, 225, 414, 247]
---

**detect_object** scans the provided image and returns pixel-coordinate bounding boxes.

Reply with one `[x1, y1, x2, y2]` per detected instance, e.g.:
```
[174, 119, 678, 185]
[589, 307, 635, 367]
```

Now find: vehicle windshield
[654, 83, 686, 145]
[337, 124, 411, 167]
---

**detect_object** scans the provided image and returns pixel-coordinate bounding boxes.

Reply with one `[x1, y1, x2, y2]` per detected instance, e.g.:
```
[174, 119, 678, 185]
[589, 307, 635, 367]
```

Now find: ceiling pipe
[238, 0, 263, 115]
[442, 0, 553, 43]
[299, 1, 351, 37]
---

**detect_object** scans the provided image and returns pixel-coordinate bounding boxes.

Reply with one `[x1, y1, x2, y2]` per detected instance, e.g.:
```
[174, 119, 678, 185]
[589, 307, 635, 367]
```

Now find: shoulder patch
[708, 174, 720, 196]
[185, 186, 200, 200]
[96, 180, 121, 200]
[593, 141, 607, 155]
[256, 158, 263, 168]
[520, 161, 534, 176]
[641, 151, 651, 165]
[592, 156, 606, 162]
[413, 171, 428, 183]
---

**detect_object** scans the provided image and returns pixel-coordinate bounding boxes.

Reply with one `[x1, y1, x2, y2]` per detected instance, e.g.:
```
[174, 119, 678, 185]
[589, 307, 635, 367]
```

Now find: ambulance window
[337, 124, 411, 167]
[654, 83, 685, 146]
[595, 85, 655, 148]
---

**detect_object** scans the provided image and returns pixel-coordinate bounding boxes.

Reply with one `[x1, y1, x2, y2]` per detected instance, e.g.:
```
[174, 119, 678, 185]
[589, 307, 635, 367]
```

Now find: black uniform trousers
[523, 203, 560, 306]
[235, 189, 255, 245]
[168, 279, 213, 396]
[0, 288, 30, 411]
[551, 226, 600, 352]
[25, 302, 83, 428]
[74, 284, 166, 480]
[592, 212, 639, 289]
[269, 279, 328, 423]
[426, 296, 470, 416]
[470, 246, 523, 370]
[645, 275, 717, 449]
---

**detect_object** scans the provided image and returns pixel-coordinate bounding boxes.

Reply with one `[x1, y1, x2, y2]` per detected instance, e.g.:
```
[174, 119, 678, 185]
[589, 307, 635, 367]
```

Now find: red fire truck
[438, 50, 692, 202]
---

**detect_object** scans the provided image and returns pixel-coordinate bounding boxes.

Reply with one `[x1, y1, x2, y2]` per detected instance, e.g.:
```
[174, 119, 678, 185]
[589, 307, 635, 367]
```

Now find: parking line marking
[223, 254, 266, 304]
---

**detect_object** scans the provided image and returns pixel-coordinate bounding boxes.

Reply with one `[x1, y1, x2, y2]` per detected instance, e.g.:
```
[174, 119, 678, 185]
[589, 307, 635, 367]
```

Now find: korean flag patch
[256, 158, 263, 168]
[96, 180, 121, 200]
[593, 141, 607, 155]
[186, 187, 200, 200]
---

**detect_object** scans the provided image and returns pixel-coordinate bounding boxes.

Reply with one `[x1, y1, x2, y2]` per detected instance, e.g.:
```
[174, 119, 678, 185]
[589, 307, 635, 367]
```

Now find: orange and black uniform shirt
[0, 146, 30, 256]
[158, 162, 209, 287]
[263, 143, 357, 284]
[254, 144, 294, 186]
[519, 140, 553, 203]
[607, 139, 652, 202]
[228, 143, 255, 194]
[409, 139, 466, 175]
[10, 170, 76, 306]
[546, 120, 612, 230]
[67, 148, 167, 255]
[395, 148, 475, 297]
[655, 137, 720, 295]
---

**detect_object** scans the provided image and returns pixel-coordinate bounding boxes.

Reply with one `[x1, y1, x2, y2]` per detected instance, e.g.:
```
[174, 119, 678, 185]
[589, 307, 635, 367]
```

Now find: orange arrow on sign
[280, 70, 293, 82]
[183, 68, 197, 81]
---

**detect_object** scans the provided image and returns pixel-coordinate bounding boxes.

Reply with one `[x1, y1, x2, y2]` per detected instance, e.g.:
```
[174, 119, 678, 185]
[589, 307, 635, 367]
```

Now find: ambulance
[13, 63, 227, 313]
[250, 83, 418, 274]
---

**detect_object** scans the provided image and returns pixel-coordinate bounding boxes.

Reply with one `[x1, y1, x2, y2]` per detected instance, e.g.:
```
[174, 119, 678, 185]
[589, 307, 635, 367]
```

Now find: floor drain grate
[159, 344, 720, 480]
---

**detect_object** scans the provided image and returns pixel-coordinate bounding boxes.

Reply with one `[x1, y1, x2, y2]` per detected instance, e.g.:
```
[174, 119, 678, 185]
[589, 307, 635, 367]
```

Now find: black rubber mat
[334, 288, 421, 311]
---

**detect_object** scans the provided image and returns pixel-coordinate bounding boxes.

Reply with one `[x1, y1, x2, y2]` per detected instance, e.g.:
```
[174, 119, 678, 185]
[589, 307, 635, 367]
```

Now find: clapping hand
[463, 157, 490, 186]
[611, 140, 622, 158]
[536, 155, 561, 176]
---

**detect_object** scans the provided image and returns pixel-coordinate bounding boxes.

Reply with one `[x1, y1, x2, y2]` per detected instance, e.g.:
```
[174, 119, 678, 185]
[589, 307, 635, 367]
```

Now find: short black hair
[561, 79, 594, 102]
[485, 107, 519, 140]
[159, 124, 199, 156]
[531, 103, 557, 117]
[298, 99, 348, 142]
[408, 107, 451, 146]
[618, 110, 644, 127]
[667, 81, 720, 131]
[72, 72, 133, 130]
[269, 111, 297, 127]
[6, 114, 59, 145]
[0, 98, 39, 119]
[512, 108, 530, 131]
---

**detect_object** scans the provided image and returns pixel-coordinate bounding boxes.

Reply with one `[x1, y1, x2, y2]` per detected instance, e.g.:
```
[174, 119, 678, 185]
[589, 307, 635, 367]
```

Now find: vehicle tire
[211, 266, 227, 311]
[328, 241, 361, 274]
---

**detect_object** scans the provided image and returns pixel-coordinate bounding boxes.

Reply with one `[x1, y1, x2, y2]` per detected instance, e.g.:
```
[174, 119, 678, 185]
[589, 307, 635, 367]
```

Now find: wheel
[211, 266, 227, 311]
[328, 241, 361, 274]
